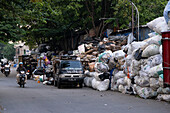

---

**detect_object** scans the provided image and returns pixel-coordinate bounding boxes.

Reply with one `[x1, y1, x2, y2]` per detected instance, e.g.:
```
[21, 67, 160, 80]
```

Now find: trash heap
[74, 36, 127, 91]
[75, 16, 170, 102]
[110, 16, 170, 102]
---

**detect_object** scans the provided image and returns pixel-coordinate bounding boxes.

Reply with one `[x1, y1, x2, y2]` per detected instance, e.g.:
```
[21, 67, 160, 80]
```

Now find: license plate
[22, 78, 25, 80]
[68, 78, 76, 81]
[5, 69, 9, 71]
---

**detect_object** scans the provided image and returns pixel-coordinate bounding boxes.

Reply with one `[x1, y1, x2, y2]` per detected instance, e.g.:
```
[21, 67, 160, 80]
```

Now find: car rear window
[60, 60, 82, 69]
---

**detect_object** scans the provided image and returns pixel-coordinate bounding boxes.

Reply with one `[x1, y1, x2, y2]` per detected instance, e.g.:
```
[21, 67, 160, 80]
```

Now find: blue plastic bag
[164, 1, 170, 24]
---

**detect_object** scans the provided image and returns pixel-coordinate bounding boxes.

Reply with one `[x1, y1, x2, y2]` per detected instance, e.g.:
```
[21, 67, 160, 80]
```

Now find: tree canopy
[0, 0, 168, 50]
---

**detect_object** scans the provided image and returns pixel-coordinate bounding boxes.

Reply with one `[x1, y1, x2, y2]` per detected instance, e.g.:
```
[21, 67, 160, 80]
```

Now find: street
[0, 68, 169, 113]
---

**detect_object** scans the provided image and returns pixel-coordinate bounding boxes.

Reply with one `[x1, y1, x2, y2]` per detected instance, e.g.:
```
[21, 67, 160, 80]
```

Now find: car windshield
[60, 60, 82, 70]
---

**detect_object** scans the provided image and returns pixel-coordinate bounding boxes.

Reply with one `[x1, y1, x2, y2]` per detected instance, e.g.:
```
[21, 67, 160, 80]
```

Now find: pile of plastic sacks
[110, 16, 170, 102]
[81, 15, 170, 102]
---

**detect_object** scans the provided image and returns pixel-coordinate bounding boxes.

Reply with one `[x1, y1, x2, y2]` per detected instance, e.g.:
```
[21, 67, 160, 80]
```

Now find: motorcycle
[4, 67, 10, 77]
[18, 71, 26, 88]
[26, 70, 31, 79]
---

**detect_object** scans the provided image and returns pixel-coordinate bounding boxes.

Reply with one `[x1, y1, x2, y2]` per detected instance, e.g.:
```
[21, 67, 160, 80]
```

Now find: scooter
[18, 71, 26, 88]
[26, 70, 31, 79]
[4, 67, 10, 77]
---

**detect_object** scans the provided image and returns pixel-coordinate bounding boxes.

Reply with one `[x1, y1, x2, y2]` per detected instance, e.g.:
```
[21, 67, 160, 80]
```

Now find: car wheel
[57, 79, 61, 89]
[79, 83, 83, 88]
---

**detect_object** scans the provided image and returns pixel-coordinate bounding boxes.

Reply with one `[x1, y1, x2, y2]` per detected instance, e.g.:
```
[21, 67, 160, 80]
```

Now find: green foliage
[2, 44, 15, 61]
[0, 0, 169, 50]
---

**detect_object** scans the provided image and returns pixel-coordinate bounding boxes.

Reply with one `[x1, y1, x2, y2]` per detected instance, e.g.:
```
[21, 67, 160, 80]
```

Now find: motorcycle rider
[4, 61, 10, 72]
[16, 62, 27, 84]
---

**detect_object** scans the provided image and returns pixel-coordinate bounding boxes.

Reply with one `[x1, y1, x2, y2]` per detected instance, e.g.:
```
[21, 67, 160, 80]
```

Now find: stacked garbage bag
[110, 16, 170, 102]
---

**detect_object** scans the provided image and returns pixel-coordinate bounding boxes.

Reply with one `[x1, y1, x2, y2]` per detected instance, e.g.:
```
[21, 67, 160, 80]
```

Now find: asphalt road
[0, 68, 169, 113]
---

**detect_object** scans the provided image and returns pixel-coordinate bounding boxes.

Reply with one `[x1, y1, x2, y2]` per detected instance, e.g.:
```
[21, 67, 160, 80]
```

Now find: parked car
[54, 56, 84, 88]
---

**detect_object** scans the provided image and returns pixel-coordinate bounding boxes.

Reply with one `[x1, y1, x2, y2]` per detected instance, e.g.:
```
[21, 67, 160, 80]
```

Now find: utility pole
[131, 2, 134, 36]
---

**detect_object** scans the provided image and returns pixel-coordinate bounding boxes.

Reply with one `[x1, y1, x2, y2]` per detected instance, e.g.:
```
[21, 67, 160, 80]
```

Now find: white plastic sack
[92, 78, 100, 89]
[114, 71, 126, 80]
[157, 87, 170, 94]
[124, 76, 131, 88]
[147, 17, 165, 30]
[139, 70, 149, 77]
[149, 64, 163, 78]
[142, 44, 160, 58]
[112, 50, 125, 60]
[153, 18, 168, 34]
[147, 54, 162, 68]
[148, 32, 157, 38]
[125, 55, 133, 67]
[94, 62, 109, 73]
[131, 41, 148, 52]
[108, 56, 118, 70]
[94, 72, 103, 81]
[97, 79, 110, 91]
[159, 45, 162, 55]
[135, 86, 157, 99]
[135, 76, 150, 87]
[84, 77, 94, 87]
[98, 51, 112, 63]
[111, 77, 118, 91]
[157, 94, 170, 102]
[78, 44, 85, 53]
[127, 33, 134, 44]
[139, 64, 151, 77]
[116, 78, 125, 86]
[130, 59, 141, 76]
[150, 78, 160, 91]
[144, 35, 162, 45]
[92, 78, 109, 91]
[118, 85, 128, 94]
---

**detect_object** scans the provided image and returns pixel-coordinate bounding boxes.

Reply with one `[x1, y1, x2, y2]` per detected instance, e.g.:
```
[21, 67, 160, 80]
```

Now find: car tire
[79, 83, 83, 88]
[54, 80, 57, 87]
[57, 79, 61, 89]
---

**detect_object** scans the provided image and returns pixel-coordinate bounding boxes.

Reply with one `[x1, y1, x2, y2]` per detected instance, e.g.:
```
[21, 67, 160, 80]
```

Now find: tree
[2, 44, 15, 61]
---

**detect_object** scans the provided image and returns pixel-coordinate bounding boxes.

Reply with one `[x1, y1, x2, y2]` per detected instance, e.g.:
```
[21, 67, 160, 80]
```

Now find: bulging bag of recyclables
[98, 51, 112, 63]
[135, 76, 150, 87]
[157, 94, 170, 102]
[94, 62, 109, 73]
[149, 64, 163, 78]
[113, 71, 126, 81]
[112, 50, 125, 60]
[84, 77, 94, 87]
[135, 86, 157, 99]
[157, 87, 170, 94]
[147, 17, 165, 30]
[150, 78, 160, 91]
[147, 54, 162, 68]
[130, 41, 148, 53]
[148, 32, 158, 38]
[153, 18, 168, 34]
[92, 79, 110, 91]
[143, 35, 162, 45]
[147, 17, 168, 34]
[142, 44, 160, 58]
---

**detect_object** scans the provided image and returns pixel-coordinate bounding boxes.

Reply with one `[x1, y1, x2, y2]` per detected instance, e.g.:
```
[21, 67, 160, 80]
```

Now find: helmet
[19, 62, 23, 65]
